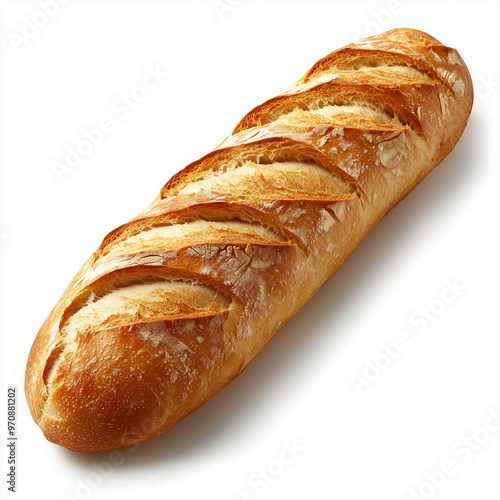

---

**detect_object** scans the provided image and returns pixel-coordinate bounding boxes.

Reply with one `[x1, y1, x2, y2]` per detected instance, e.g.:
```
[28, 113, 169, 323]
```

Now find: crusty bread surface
[25, 28, 473, 452]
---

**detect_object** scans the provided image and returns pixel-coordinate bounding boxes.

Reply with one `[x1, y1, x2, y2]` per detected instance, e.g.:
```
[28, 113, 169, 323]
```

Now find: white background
[1, 1, 499, 499]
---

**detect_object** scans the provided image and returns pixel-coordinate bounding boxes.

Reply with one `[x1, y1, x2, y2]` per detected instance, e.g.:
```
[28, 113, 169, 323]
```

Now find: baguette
[25, 28, 473, 452]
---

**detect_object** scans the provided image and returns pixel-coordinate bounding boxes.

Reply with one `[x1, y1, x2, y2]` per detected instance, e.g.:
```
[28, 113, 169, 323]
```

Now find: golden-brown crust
[25, 28, 473, 452]
[161, 137, 359, 196]
[41, 312, 230, 452]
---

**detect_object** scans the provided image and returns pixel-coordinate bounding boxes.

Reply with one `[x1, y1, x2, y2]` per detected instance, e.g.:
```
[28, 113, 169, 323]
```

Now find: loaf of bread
[25, 28, 473, 452]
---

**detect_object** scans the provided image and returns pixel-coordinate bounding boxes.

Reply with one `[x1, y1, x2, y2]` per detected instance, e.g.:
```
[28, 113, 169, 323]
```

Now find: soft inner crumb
[62, 281, 228, 335]
[178, 160, 350, 197]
